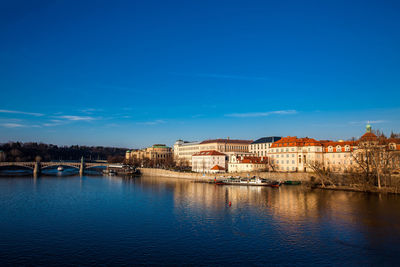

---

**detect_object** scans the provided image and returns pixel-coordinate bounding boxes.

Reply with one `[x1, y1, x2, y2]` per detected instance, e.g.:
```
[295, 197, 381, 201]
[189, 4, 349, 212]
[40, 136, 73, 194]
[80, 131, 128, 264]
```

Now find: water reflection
[132, 176, 400, 261]
[0, 175, 399, 265]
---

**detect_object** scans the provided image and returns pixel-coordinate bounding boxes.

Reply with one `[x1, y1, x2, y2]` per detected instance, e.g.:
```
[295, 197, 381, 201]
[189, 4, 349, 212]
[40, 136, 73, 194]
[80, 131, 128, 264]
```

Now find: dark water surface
[1, 175, 400, 266]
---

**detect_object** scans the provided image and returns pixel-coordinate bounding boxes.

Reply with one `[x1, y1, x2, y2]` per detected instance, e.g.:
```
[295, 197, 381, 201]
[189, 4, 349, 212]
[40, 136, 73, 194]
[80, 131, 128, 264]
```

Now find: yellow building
[126, 144, 172, 164]
[268, 136, 324, 172]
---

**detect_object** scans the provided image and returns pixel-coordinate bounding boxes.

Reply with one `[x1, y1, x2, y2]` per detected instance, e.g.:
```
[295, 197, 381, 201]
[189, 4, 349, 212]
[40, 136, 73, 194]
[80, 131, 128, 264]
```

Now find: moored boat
[216, 177, 281, 187]
[284, 180, 301, 185]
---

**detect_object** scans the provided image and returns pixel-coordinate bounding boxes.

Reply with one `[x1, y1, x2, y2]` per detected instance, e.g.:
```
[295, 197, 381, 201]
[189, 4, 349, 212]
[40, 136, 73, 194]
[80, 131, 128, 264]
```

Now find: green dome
[366, 123, 372, 133]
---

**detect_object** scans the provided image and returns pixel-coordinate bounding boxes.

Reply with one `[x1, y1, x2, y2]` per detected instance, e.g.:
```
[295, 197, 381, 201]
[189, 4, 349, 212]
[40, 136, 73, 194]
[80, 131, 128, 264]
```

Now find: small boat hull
[284, 181, 301, 185]
[215, 178, 281, 187]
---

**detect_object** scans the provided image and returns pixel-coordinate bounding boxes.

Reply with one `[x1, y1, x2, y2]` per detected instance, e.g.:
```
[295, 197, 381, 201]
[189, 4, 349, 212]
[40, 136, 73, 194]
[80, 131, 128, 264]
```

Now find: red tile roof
[200, 139, 252, 144]
[210, 165, 225, 170]
[192, 150, 226, 156]
[387, 138, 400, 144]
[239, 156, 268, 164]
[322, 141, 358, 152]
[360, 132, 378, 141]
[270, 136, 321, 148]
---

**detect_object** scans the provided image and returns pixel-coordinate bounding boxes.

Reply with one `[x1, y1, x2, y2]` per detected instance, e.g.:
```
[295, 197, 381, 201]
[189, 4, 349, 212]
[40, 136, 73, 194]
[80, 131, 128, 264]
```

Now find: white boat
[218, 177, 281, 187]
[57, 166, 64, 172]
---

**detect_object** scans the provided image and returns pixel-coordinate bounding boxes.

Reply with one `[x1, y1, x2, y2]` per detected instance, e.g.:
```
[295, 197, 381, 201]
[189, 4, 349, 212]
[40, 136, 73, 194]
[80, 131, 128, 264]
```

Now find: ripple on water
[0, 175, 400, 265]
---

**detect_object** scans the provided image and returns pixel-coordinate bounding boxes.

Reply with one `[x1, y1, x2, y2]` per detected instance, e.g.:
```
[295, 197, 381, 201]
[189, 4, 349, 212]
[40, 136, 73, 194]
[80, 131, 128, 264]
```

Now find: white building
[174, 138, 252, 166]
[322, 140, 358, 172]
[173, 140, 201, 166]
[191, 150, 227, 173]
[249, 136, 281, 157]
[228, 155, 268, 173]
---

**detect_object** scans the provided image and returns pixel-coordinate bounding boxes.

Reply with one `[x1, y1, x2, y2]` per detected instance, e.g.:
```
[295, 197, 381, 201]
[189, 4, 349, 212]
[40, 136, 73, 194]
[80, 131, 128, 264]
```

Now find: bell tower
[366, 122, 372, 133]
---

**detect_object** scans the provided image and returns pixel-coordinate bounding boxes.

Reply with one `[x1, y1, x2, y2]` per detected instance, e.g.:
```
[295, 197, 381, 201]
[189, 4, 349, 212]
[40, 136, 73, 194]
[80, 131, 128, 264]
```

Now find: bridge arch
[0, 163, 35, 170]
[40, 164, 80, 170]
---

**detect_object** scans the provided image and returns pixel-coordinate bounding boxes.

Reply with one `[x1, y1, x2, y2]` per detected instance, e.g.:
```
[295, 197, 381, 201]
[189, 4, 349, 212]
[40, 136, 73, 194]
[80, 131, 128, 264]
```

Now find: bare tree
[306, 160, 335, 187]
[267, 159, 277, 172]
[352, 135, 400, 189]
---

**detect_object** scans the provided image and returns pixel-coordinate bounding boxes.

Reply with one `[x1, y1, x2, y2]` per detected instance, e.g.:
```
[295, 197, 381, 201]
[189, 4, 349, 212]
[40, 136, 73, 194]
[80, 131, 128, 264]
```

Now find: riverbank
[312, 185, 400, 194]
[139, 168, 312, 182]
[139, 168, 400, 194]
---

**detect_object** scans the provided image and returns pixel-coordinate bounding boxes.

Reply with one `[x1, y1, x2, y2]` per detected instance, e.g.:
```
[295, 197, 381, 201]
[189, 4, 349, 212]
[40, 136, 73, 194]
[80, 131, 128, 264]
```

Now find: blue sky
[1, 0, 399, 148]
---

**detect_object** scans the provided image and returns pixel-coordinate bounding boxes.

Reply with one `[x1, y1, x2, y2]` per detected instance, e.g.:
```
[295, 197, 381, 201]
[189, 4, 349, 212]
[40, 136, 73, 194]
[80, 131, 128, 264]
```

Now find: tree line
[307, 131, 400, 193]
[0, 142, 127, 163]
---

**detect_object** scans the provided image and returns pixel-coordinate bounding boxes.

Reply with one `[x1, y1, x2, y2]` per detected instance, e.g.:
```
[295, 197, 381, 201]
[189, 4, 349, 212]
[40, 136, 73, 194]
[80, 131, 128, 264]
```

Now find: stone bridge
[0, 160, 110, 176]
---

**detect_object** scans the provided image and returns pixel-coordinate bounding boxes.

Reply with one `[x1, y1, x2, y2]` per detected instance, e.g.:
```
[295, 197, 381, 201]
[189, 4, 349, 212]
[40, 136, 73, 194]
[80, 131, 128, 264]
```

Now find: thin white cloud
[0, 109, 44, 116]
[226, 110, 297, 118]
[349, 120, 388, 125]
[57, 115, 96, 121]
[0, 123, 25, 128]
[80, 108, 103, 114]
[137, 120, 166, 125]
[43, 120, 65, 127]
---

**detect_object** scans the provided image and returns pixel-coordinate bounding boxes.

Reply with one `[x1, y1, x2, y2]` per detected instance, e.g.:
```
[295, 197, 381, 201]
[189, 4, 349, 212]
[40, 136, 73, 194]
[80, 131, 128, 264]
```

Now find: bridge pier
[79, 157, 85, 176]
[33, 161, 41, 177]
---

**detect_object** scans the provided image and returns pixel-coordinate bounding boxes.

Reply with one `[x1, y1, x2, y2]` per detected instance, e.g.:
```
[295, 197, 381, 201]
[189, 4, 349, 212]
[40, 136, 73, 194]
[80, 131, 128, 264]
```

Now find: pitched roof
[152, 144, 169, 148]
[360, 132, 378, 142]
[239, 156, 268, 164]
[270, 136, 321, 148]
[200, 139, 252, 144]
[387, 138, 400, 144]
[251, 136, 281, 144]
[210, 165, 225, 170]
[322, 141, 358, 152]
[192, 150, 226, 156]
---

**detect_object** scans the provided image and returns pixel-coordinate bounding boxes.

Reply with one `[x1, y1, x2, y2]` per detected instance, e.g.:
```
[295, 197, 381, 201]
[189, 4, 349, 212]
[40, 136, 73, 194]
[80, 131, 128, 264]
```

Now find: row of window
[327, 146, 351, 152]
[326, 160, 353, 165]
[250, 143, 272, 150]
[272, 160, 296, 164]
[269, 147, 323, 152]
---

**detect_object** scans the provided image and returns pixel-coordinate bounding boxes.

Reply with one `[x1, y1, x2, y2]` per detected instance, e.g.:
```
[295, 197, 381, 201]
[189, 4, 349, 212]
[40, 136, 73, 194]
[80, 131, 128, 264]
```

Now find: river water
[0, 175, 399, 265]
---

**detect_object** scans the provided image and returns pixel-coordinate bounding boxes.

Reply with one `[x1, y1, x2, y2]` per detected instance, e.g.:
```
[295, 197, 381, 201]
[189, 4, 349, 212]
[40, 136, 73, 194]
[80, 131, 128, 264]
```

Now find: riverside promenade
[139, 168, 312, 182]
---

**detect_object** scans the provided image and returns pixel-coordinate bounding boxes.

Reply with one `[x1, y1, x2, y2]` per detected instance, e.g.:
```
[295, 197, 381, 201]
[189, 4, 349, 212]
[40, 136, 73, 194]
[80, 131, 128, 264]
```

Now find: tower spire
[366, 121, 372, 133]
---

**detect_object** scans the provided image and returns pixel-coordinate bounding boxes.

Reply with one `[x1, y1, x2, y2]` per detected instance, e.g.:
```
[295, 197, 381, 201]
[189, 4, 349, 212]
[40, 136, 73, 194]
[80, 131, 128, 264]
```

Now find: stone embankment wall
[139, 168, 312, 182]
